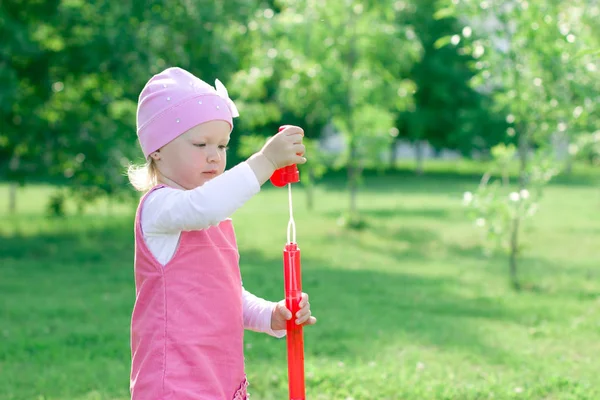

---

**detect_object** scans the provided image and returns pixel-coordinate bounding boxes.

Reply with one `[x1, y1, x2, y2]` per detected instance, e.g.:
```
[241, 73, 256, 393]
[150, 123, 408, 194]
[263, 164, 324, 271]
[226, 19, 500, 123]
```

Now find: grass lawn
[1, 167, 599, 399]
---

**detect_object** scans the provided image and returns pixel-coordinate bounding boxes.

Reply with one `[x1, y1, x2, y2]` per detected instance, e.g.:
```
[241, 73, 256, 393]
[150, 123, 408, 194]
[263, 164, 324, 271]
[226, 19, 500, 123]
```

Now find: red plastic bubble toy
[271, 125, 306, 400]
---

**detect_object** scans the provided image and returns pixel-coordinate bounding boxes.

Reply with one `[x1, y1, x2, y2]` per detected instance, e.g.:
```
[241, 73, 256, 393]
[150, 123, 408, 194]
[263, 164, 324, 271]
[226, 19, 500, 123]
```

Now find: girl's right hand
[260, 125, 306, 170]
[247, 125, 306, 186]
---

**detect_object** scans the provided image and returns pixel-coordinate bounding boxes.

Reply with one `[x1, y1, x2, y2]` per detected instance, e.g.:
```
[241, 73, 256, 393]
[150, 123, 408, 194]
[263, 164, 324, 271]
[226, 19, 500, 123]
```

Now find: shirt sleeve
[142, 162, 261, 234]
[242, 288, 286, 338]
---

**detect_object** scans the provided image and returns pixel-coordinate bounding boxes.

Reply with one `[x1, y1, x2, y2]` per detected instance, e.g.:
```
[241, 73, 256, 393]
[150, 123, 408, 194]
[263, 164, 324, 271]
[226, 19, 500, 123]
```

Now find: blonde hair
[127, 158, 159, 192]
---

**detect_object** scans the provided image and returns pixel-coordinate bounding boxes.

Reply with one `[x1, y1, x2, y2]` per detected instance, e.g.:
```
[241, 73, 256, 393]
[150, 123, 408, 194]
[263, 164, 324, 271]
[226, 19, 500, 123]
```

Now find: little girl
[128, 67, 317, 400]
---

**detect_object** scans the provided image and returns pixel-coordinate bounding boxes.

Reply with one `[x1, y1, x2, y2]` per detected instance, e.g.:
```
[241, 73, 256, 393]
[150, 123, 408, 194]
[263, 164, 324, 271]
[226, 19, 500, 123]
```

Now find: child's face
[154, 120, 231, 190]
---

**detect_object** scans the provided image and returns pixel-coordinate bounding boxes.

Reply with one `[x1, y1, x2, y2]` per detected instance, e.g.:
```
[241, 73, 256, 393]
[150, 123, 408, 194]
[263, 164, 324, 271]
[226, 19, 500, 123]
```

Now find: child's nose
[207, 147, 221, 162]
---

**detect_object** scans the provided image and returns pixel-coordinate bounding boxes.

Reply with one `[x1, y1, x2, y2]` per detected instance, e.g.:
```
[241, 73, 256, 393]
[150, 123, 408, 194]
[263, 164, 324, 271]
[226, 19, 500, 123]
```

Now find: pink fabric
[136, 67, 239, 158]
[131, 185, 248, 399]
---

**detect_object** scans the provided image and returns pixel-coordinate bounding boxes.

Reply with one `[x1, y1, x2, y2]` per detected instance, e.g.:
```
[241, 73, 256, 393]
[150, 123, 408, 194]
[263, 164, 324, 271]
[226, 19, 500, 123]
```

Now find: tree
[442, 0, 600, 289]
[394, 0, 508, 174]
[230, 0, 421, 226]
[1, 0, 262, 213]
[1, 0, 63, 212]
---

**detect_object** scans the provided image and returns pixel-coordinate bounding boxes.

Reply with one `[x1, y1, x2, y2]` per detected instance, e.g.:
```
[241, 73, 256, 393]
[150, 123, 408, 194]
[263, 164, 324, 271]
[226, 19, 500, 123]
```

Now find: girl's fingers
[294, 155, 307, 164]
[295, 308, 312, 324]
[298, 316, 317, 326]
[286, 132, 304, 143]
[299, 293, 309, 307]
[282, 126, 304, 137]
[296, 302, 309, 316]
[294, 293, 315, 324]
[278, 302, 292, 320]
[292, 144, 306, 155]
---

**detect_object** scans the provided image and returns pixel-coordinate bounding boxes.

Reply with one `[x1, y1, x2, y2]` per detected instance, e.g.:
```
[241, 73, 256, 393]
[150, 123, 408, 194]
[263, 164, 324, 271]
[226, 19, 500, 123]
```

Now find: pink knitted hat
[136, 67, 239, 158]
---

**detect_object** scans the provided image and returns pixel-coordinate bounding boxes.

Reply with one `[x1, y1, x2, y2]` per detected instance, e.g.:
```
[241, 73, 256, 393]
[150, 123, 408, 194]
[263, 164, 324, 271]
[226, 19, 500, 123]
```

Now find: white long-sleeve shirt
[140, 161, 285, 338]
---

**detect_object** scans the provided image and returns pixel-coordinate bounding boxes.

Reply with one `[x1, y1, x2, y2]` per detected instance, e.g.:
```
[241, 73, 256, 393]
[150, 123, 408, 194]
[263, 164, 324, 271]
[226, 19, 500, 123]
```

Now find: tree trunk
[415, 140, 424, 175]
[9, 182, 17, 214]
[348, 139, 358, 219]
[502, 169, 510, 186]
[565, 156, 573, 175]
[509, 214, 521, 290]
[509, 125, 529, 290]
[506, 19, 526, 290]
[346, 5, 359, 223]
[389, 136, 399, 169]
[8, 153, 20, 215]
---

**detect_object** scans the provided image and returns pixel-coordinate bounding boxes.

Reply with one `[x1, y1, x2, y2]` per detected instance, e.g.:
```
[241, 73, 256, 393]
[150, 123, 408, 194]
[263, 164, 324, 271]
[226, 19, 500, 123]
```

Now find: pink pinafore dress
[130, 185, 248, 399]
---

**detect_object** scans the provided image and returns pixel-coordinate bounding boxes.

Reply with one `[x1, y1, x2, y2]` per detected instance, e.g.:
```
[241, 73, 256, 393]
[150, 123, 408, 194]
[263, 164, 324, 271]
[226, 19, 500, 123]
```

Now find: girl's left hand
[271, 292, 317, 331]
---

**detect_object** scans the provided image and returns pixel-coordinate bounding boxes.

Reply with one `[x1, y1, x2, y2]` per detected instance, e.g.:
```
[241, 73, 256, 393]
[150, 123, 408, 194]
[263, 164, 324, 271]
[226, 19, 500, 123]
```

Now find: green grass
[1, 168, 600, 399]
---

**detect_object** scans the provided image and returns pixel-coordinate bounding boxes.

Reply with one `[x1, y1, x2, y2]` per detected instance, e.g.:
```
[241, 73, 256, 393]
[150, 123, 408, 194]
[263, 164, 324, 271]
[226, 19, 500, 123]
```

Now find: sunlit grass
[1, 167, 599, 399]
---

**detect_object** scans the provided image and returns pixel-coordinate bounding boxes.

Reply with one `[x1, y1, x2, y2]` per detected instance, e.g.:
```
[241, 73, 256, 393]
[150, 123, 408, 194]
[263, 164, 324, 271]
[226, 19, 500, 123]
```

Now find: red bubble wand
[270, 126, 305, 400]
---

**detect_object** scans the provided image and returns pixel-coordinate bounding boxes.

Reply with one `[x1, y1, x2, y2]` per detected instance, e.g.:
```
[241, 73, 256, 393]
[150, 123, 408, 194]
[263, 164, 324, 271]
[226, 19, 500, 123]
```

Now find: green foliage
[46, 190, 67, 218]
[399, 0, 508, 156]
[463, 144, 560, 256]
[1, 0, 598, 219]
[571, 132, 600, 165]
[1, 0, 262, 201]
[437, 0, 600, 283]
[229, 1, 422, 218]
[439, 0, 599, 147]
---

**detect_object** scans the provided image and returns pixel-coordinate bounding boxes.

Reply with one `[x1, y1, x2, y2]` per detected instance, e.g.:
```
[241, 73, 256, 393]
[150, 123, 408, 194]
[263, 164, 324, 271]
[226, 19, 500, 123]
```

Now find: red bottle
[284, 243, 305, 400]
[270, 125, 300, 187]
[270, 125, 305, 399]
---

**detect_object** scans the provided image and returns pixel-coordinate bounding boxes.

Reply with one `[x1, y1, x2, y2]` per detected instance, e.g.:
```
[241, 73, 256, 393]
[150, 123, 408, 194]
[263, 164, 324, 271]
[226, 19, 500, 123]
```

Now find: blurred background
[1, 0, 599, 399]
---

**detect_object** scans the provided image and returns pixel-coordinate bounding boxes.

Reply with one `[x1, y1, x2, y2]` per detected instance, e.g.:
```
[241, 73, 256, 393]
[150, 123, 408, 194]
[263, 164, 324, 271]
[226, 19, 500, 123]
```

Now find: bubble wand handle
[270, 126, 305, 400]
[283, 242, 305, 400]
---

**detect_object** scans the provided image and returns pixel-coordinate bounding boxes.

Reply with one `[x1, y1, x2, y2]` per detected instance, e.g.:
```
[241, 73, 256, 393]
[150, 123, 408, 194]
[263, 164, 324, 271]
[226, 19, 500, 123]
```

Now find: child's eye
[219, 145, 229, 150]
[194, 143, 206, 147]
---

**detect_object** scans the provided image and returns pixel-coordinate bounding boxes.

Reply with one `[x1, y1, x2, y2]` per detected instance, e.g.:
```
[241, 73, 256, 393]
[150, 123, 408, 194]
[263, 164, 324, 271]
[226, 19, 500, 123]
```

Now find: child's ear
[150, 150, 161, 161]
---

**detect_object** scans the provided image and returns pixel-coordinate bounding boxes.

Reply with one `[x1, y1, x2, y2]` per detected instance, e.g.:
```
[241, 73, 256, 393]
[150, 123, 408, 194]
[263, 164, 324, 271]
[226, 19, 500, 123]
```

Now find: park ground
[1, 162, 599, 400]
